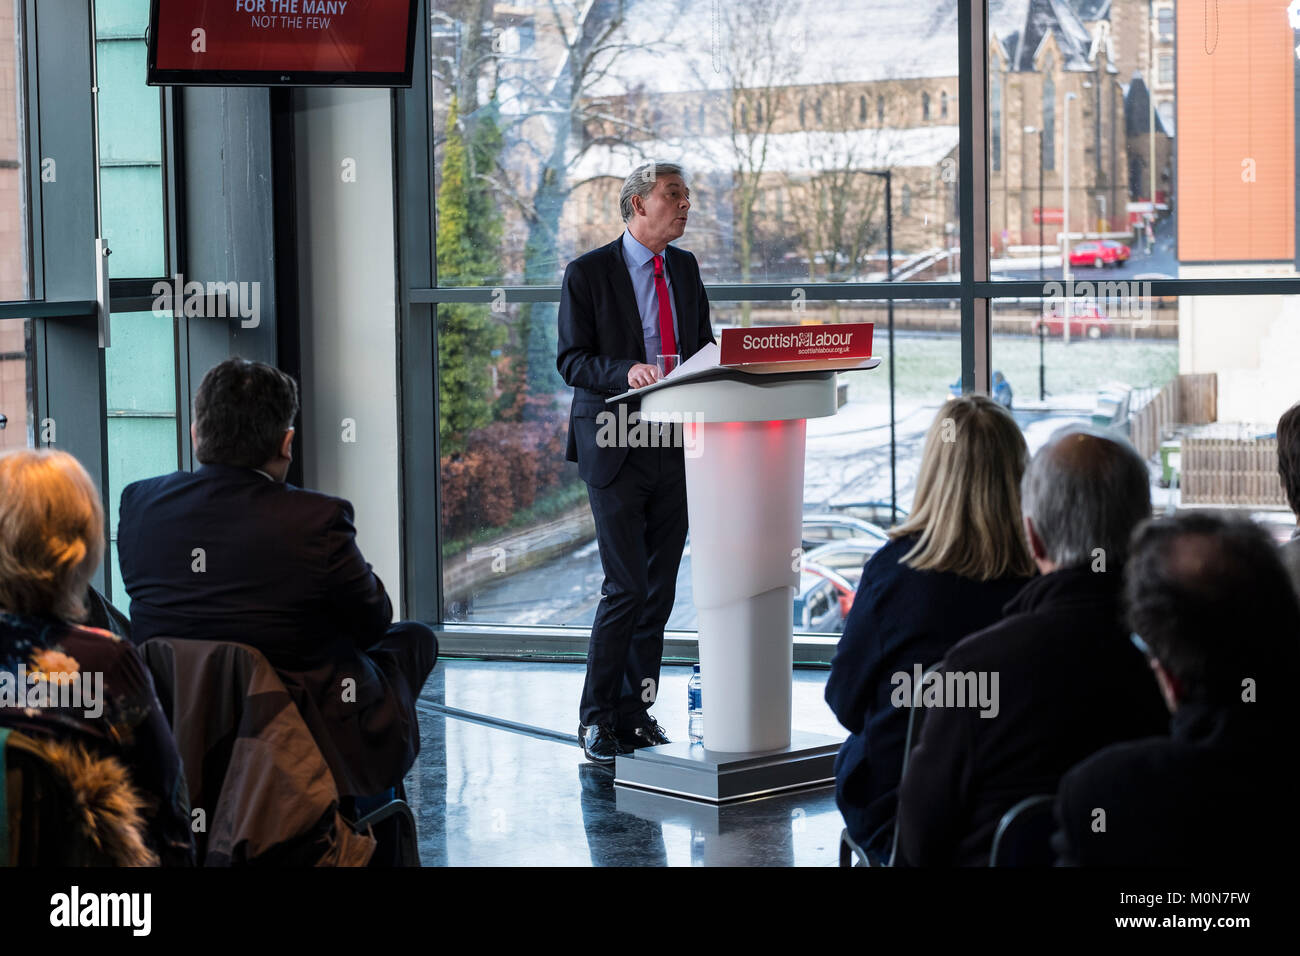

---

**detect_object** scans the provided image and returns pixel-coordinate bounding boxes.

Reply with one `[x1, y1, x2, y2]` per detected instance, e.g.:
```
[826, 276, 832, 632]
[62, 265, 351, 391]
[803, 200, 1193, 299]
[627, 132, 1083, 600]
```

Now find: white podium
[609, 352, 880, 802]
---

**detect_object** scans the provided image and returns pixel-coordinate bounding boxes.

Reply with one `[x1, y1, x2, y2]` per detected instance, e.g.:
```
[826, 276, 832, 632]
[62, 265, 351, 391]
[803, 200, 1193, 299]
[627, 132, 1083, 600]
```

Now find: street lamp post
[866, 169, 896, 525]
[1038, 319, 1047, 401]
[1063, 90, 1077, 344]
[1149, 0, 1157, 219]
[1024, 126, 1044, 281]
[1025, 126, 1046, 398]
[1063, 92, 1078, 278]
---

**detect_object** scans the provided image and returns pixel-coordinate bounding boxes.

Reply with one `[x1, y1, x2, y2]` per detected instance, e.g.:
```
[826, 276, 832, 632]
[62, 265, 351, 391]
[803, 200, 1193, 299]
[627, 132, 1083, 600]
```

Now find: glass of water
[656, 353, 681, 379]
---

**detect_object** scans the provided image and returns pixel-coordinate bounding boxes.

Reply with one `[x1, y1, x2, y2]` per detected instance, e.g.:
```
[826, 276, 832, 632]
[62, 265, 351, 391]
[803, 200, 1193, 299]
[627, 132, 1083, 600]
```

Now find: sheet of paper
[607, 342, 723, 402]
[667, 341, 720, 378]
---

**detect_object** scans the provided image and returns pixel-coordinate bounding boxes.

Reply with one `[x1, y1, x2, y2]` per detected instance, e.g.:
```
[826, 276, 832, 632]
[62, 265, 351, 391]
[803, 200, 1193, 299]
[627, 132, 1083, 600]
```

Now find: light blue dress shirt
[621, 230, 680, 363]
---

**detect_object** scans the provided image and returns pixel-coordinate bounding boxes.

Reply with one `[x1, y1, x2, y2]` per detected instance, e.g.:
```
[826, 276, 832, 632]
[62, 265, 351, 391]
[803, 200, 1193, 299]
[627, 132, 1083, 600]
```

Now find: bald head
[1021, 427, 1151, 569]
[1126, 512, 1300, 706]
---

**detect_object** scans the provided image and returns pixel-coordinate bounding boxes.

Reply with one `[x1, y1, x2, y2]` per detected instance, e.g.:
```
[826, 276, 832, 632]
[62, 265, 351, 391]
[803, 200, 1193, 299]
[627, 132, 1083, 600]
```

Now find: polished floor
[405, 660, 848, 866]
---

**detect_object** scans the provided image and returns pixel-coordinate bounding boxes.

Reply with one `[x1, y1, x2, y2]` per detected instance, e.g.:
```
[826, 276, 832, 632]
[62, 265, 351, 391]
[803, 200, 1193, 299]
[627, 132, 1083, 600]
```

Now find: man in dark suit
[557, 161, 714, 764]
[1055, 513, 1300, 866]
[896, 428, 1169, 866]
[117, 358, 437, 800]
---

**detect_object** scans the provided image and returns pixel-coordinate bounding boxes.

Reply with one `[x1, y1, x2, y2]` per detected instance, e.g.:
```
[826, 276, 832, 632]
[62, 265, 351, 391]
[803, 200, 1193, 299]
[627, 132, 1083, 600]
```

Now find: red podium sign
[719, 323, 874, 368]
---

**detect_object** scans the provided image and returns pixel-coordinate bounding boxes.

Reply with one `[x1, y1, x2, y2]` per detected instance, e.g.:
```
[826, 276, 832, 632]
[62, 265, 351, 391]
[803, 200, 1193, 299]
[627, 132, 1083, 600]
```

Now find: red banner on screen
[154, 0, 411, 74]
[719, 323, 874, 366]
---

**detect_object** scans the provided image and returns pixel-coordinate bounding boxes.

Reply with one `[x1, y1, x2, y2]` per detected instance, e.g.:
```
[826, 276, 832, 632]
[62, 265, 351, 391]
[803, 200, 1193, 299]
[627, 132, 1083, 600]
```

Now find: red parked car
[1069, 239, 1130, 268]
[801, 560, 857, 618]
[1030, 301, 1113, 339]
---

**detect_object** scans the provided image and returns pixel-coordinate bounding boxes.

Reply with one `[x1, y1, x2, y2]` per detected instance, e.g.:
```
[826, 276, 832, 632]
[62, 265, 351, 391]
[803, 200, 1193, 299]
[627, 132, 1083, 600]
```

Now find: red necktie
[652, 254, 677, 356]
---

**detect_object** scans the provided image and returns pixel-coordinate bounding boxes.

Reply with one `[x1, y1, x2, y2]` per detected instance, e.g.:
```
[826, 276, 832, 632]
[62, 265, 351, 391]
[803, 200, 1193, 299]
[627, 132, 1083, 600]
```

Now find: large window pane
[1, 0, 28, 300]
[441, 297, 960, 638]
[96, 0, 165, 279]
[430, 0, 959, 287]
[989, 0, 1299, 284]
[988, 1, 1132, 275]
[433, 0, 968, 638]
[994, 292, 1297, 532]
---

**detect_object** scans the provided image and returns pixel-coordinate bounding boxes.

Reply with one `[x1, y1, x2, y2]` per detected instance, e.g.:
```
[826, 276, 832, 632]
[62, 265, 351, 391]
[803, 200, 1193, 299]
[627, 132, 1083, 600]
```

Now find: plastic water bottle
[688, 664, 704, 743]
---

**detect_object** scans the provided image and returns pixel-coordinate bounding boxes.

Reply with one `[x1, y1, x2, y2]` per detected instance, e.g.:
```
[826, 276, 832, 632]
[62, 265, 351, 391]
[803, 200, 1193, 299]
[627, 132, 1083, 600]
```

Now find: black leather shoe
[581, 724, 629, 764]
[620, 713, 671, 749]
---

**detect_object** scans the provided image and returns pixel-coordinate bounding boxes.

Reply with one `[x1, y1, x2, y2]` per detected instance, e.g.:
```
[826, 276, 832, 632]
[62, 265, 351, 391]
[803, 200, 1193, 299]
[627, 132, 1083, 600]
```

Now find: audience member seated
[1054, 513, 1300, 866]
[1276, 402, 1300, 598]
[116, 358, 438, 800]
[0, 449, 194, 866]
[825, 396, 1034, 859]
[896, 427, 1169, 866]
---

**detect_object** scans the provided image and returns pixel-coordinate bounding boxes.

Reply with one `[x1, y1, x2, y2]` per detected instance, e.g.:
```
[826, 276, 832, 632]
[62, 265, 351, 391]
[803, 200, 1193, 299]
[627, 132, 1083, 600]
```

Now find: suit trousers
[297, 620, 440, 799]
[579, 440, 689, 729]
[363, 621, 439, 787]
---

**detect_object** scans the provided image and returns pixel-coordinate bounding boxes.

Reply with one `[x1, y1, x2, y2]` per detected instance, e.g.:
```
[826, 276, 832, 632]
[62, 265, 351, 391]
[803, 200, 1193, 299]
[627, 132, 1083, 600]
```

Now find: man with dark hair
[1055, 513, 1300, 866]
[1276, 401, 1300, 597]
[897, 428, 1169, 866]
[118, 357, 437, 801]
[557, 162, 715, 763]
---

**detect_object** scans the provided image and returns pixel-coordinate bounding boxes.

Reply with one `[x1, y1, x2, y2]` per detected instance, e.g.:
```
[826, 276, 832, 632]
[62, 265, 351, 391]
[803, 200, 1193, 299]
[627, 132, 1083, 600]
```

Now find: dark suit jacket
[117, 463, 409, 797]
[896, 566, 1170, 867]
[824, 535, 1029, 855]
[556, 235, 714, 488]
[1054, 700, 1300, 867]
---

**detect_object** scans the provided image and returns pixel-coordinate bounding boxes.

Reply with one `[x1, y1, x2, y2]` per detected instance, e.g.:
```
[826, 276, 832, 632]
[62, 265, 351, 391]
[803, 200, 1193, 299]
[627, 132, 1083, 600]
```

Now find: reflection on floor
[406, 660, 847, 866]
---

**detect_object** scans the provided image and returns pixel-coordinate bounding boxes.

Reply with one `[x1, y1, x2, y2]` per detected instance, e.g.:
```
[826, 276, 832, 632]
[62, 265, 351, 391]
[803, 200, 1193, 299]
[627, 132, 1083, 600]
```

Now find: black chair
[838, 827, 888, 867]
[343, 784, 420, 867]
[839, 662, 939, 867]
[140, 637, 417, 865]
[989, 794, 1056, 867]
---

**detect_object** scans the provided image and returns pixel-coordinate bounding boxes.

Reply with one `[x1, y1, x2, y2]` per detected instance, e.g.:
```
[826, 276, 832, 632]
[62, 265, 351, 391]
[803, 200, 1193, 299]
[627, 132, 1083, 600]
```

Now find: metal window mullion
[410, 283, 965, 304]
[959, 0, 991, 395]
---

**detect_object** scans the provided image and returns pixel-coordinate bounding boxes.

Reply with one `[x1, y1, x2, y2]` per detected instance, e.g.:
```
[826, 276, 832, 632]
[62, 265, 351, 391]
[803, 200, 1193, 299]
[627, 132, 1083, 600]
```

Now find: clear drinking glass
[656, 353, 681, 379]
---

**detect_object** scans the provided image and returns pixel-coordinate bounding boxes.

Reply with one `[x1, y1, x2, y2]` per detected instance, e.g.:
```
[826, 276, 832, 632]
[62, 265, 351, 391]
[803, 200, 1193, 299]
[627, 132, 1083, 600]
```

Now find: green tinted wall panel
[96, 40, 161, 164]
[99, 165, 164, 277]
[106, 415, 176, 536]
[96, 28, 164, 278]
[107, 412, 178, 609]
[95, 0, 149, 37]
[106, 309, 175, 410]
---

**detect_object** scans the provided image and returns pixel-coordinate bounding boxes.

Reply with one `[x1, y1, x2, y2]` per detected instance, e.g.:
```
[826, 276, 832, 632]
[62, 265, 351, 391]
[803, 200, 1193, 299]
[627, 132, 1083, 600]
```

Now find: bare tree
[688, 0, 802, 323]
[786, 76, 955, 317]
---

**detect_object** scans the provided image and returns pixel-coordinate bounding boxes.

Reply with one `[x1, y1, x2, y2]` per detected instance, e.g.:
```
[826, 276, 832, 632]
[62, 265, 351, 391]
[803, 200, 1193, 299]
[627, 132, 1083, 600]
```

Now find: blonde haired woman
[825, 396, 1034, 861]
[0, 449, 194, 865]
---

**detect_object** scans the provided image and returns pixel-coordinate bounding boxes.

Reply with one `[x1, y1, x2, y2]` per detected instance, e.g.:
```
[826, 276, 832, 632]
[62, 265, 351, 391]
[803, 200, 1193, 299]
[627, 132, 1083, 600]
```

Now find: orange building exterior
[1177, 0, 1295, 264]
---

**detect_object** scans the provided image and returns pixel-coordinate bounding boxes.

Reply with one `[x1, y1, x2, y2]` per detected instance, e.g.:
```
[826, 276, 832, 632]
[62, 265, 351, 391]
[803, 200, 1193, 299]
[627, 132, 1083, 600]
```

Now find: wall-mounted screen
[147, 0, 418, 88]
